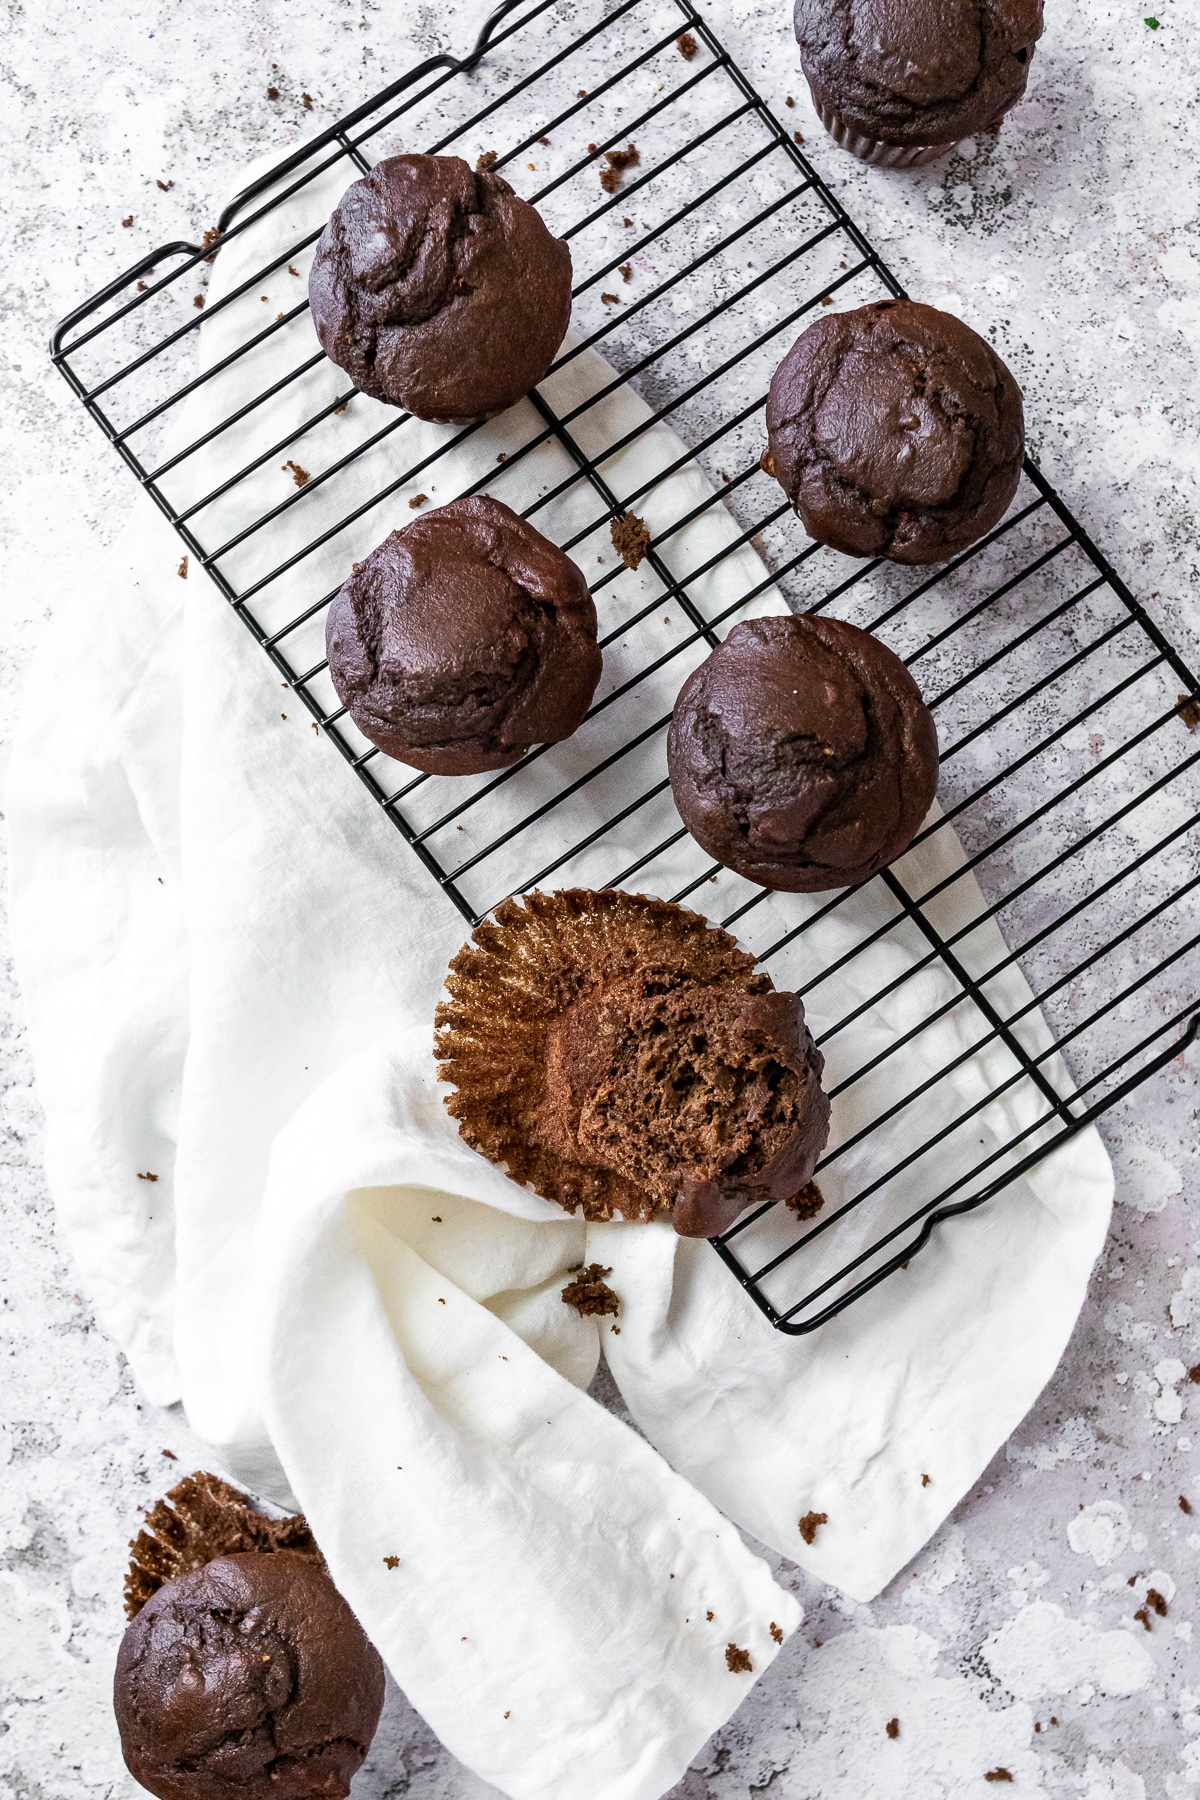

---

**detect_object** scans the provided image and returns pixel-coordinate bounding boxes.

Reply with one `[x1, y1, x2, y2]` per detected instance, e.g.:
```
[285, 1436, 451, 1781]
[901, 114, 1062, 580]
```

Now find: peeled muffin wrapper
[434, 889, 830, 1236]
[124, 1471, 321, 1620]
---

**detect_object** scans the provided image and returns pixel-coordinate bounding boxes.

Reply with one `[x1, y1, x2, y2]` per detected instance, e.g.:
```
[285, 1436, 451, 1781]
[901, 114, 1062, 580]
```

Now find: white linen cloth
[7, 138, 1113, 1800]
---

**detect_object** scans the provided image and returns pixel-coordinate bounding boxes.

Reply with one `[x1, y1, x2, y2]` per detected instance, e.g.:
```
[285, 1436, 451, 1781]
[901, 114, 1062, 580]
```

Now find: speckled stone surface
[1, 1, 1198, 1796]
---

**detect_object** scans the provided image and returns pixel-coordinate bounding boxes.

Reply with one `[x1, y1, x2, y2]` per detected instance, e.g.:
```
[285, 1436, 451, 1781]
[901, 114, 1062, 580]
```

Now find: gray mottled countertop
[1, 0, 1198, 1795]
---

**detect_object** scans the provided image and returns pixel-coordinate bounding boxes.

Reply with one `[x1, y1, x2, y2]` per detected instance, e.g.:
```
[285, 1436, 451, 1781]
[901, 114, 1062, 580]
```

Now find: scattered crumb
[793, 130, 805, 144]
[600, 144, 639, 192]
[283, 460, 310, 486]
[1147, 1588, 1169, 1617]
[610, 512, 651, 569]
[497, 451, 507, 462]
[267, 85, 280, 99]
[161, 1448, 177, 1459]
[619, 262, 632, 281]
[1188, 1363, 1200, 1383]
[1178, 693, 1200, 730]
[785, 95, 795, 107]
[302, 92, 313, 109]
[177, 556, 188, 579]
[623, 216, 632, 226]
[527, 162, 536, 170]
[333, 399, 349, 414]
[677, 30, 698, 57]
[984, 1773, 1012, 1785]
[137, 280, 148, 291]
[476, 149, 499, 171]
[1181, 1495, 1194, 1514]
[504, 1710, 510, 1718]
[769, 1621, 783, 1644]
[383, 1555, 400, 1569]
[725, 1644, 753, 1674]
[281, 714, 287, 720]
[601, 291, 620, 304]
[820, 294, 833, 305]
[706, 1610, 714, 1621]
[201, 226, 224, 259]
[194, 293, 204, 310]
[276, 312, 285, 320]
[409, 493, 429, 508]
[136, 1171, 159, 1182]
[886, 1719, 899, 1740]
[786, 1179, 824, 1218]
[562, 1265, 619, 1317]
[157, 178, 174, 191]
[921, 1473, 931, 1487]
[1134, 1606, 1152, 1631]
[798, 1510, 827, 1546]
[288, 264, 299, 276]
[437, 1297, 446, 1305]
[539, 136, 550, 146]
[577, 88, 588, 98]
[122, 215, 133, 227]
[431, 1216, 442, 1223]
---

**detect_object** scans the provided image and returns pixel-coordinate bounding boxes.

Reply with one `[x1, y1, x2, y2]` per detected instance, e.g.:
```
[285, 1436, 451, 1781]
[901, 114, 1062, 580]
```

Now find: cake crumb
[431, 1216, 442, 1222]
[283, 460, 310, 486]
[333, 399, 349, 413]
[562, 1264, 619, 1317]
[886, 1719, 899, 1739]
[288, 264, 299, 275]
[786, 1179, 824, 1218]
[122, 215, 133, 227]
[1189, 1362, 1200, 1382]
[577, 88, 588, 98]
[476, 150, 499, 170]
[157, 178, 174, 191]
[1147, 1587, 1169, 1616]
[1134, 1606, 1152, 1630]
[793, 131, 805, 144]
[137, 1171, 159, 1182]
[194, 295, 204, 307]
[769, 1621, 783, 1644]
[504, 1710, 510, 1718]
[623, 217, 633, 227]
[786, 95, 795, 107]
[1179, 694, 1200, 730]
[677, 31, 698, 57]
[201, 226, 224, 259]
[1181, 1495, 1194, 1514]
[302, 93, 313, 109]
[600, 144, 639, 192]
[706, 1610, 714, 1621]
[984, 1773, 1012, 1785]
[383, 1555, 399, 1569]
[267, 85, 280, 99]
[725, 1643, 752, 1674]
[921, 1473, 931, 1487]
[619, 263, 632, 282]
[798, 1510, 827, 1545]
[409, 493, 429, 508]
[601, 292, 620, 304]
[610, 512, 651, 569]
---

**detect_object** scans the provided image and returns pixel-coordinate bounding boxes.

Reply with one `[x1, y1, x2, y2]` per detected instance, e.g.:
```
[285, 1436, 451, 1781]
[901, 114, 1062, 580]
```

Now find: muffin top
[794, 0, 1044, 148]
[309, 153, 572, 422]
[435, 889, 830, 1238]
[764, 299, 1025, 566]
[326, 496, 601, 776]
[667, 615, 939, 893]
[115, 1552, 384, 1800]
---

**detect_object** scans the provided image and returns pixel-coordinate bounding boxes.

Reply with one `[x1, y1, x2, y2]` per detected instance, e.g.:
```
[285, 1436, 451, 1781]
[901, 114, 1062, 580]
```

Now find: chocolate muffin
[667, 615, 938, 892]
[309, 153, 572, 421]
[435, 889, 830, 1238]
[762, 300, 1024, 565]
[795, 0, 1044, 166]
[114, 1552, 385, 1800]
[326, 496, 601, 775]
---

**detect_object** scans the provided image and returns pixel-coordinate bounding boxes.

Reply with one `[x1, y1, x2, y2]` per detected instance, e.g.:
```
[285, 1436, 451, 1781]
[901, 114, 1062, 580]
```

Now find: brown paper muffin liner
[814, 97, 954, 168]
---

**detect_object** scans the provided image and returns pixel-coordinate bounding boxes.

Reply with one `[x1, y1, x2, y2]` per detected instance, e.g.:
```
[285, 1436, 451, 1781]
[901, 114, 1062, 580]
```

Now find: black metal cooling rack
[52, 0, 1200, 1334]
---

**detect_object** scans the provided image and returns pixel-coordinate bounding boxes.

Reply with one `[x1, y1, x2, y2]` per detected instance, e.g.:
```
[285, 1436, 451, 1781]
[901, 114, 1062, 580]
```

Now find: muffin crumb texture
[124, 1472, 319, 1620]
[435, 889, 829, 1238]
[562, 1264, 621, 1316]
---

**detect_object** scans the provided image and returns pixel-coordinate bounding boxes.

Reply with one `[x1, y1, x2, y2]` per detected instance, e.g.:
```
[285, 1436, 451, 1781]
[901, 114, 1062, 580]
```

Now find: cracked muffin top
[794, 0, 1044, 149]
[326, 496, 601, 776]
[763, 299, 1024, 566]
[309, 153, 572, 422]
[114, 1551, 385, 1800]
[434, 888, 830, 1238]
[667, 614, 939, 893]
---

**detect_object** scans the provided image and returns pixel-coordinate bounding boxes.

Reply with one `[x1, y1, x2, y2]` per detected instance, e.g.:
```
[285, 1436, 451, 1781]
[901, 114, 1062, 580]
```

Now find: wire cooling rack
[52, 0, 1200, 1334]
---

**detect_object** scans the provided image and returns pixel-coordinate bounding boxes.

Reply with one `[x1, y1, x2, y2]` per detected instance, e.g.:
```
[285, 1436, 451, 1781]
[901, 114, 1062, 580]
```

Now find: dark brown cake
[125, 1471, 320, 1620]
[114, 1552, 385, 1800]
[763, 299, 1024, 566]
[326, 496, 601, 775]
[434, 889, 830, 1238]
[667, 614, 939, 892]
[795, 0, 1044, 164]
[308, 153, 572, 422]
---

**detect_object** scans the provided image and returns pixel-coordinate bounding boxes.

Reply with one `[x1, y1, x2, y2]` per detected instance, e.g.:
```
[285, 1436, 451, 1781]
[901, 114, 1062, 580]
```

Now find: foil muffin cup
[814, 97, 953, 168]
